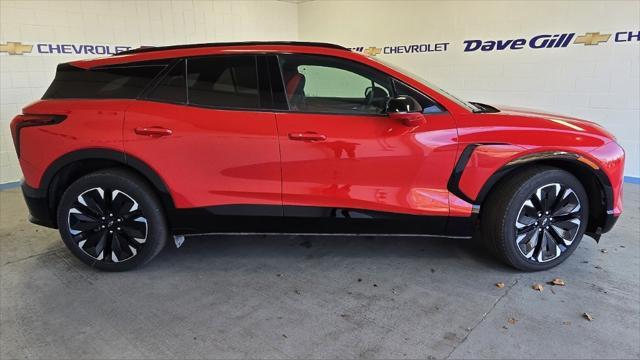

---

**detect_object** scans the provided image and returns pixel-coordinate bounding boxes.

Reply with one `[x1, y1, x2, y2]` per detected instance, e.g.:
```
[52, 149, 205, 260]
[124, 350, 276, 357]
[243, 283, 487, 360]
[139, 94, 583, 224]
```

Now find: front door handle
[134, 126, 173, 137]
[288, 132, 327, 141]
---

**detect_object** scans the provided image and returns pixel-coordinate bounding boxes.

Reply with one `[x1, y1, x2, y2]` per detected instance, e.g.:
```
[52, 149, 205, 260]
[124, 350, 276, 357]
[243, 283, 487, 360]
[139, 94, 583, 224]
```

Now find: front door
[273, 54, 458, 222]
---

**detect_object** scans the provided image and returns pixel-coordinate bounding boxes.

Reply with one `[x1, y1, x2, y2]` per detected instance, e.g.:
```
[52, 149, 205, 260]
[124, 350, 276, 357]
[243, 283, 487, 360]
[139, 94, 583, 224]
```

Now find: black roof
[116, 41, 349, 56]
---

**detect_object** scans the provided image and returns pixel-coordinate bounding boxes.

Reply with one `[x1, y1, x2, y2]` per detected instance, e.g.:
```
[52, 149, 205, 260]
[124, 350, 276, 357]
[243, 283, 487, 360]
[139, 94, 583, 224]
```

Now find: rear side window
[43, 63, 166, 99]
[147, 60, 187, 104]
[186, 56, 260, 109]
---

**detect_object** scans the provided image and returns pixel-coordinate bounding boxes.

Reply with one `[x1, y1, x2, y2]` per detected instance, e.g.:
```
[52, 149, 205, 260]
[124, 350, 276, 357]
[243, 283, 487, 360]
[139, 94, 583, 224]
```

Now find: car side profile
[10, 41, 624, 271]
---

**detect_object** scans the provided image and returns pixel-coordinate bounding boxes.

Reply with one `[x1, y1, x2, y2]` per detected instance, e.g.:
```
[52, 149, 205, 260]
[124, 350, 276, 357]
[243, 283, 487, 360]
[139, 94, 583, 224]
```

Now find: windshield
[369, 57, 481, 112]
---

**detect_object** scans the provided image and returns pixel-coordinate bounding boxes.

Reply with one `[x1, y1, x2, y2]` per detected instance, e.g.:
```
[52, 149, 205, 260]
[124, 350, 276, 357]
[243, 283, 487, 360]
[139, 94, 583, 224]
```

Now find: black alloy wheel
[57, 168, 167, 271]
[514, 183, 582, 263]
[68, 187, 148, 263]
[482, 166, 589, 271]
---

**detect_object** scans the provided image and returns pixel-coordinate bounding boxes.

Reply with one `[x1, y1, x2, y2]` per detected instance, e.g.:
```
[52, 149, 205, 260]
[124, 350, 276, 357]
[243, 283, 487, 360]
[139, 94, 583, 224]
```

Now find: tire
[482, 166, 589, 271]
[56, 168, 168, 271]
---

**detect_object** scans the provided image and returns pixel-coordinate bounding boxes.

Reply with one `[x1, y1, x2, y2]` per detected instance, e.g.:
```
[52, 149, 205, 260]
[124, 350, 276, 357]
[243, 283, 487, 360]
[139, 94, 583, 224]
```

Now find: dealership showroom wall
[1, 0, 639, 184]
[299, 0, 640, 181]
[1, 1, 639, 359]
[0, 0, 298, 183]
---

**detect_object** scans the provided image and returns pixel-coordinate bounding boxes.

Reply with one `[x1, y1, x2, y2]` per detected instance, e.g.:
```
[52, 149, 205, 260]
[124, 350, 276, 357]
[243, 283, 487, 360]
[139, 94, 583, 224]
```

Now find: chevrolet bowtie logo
[0, 41, 33, 55]
[363, 46, 382, 56]
[574, 32, 611, 46]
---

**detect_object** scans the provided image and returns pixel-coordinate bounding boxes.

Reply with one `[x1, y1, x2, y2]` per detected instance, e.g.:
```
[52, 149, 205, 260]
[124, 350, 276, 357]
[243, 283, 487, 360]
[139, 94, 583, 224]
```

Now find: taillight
[10, 114, 67, 158]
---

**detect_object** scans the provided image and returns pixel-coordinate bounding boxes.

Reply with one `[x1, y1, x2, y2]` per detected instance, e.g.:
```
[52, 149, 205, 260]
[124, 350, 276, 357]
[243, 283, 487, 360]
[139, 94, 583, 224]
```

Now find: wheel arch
[475, 151, 613, 240]
[39, 148, 176, 227]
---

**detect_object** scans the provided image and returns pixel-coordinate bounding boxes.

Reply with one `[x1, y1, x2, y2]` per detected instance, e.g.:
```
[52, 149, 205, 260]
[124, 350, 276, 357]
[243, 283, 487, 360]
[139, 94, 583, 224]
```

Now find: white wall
[299, 0, 640, 178]
[1, 0, 638, 184]
[0, 0, 298, 184]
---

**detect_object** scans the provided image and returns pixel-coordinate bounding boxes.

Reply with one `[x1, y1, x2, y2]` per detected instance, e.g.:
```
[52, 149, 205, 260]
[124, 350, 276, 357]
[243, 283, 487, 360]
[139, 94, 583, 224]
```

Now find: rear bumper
[21, 181, 57, 228]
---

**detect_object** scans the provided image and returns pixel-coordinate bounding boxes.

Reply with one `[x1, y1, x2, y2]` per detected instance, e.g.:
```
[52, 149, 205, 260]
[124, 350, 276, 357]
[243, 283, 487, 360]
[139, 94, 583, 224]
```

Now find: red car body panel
[10, 42, 624, 238]
[276, 111, 458, 217]
[457, 144, 526, 201]
[452, 108, 622, 210]
[588, 141, 625, 216]
[17, 99, 127, 189]
[123, 101, 282, 209]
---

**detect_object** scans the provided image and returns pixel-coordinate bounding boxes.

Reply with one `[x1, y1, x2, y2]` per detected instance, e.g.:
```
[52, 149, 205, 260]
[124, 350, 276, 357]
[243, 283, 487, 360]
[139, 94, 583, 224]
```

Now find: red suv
[10, 42, 624, 271]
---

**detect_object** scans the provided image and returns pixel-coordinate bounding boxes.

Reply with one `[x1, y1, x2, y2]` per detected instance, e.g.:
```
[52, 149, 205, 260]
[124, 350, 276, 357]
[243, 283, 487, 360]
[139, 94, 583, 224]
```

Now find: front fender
[448, 144, 614, 206]
[447, 143, 526, 203]
[448, 144, 620, 240]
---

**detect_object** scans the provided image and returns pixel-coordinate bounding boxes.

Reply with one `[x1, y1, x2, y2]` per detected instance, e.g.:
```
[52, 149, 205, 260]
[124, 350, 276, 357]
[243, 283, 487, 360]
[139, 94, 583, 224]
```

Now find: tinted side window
[300, 66, 379, 98]
[43, 63, 165, 99]
[187, 56, 260, 109]
[393, 80, 444, 114]
[147, 60, 186, 104]
[278, 54, 392, 114]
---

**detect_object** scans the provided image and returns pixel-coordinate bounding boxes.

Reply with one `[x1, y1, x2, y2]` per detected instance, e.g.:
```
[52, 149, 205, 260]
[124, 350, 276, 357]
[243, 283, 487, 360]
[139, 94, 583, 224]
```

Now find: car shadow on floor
[149, 233, 515, 273]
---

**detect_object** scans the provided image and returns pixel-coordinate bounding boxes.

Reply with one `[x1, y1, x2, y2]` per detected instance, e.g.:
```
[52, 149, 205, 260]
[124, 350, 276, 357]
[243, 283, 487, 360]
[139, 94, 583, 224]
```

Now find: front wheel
[482, 166, 589, 271]
[57, 168, 168, 271]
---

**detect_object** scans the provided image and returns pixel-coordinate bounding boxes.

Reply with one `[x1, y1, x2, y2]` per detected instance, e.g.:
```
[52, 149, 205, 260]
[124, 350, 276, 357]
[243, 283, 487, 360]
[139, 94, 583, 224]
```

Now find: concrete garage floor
[1, 185, 639, 360]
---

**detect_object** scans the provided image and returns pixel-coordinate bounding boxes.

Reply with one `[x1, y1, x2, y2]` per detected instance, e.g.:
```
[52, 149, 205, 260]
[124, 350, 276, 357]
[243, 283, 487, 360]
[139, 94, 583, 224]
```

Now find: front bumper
[21, 181, 57, 228]
[586, 213, 619, 241]
[584, 141, 625, 240]
[601, 212, 620, 234]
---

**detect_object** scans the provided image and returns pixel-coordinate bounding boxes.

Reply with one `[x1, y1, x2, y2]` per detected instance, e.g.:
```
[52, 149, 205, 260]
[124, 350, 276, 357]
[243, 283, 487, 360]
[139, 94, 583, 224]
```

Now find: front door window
[278, 54, 392, 114]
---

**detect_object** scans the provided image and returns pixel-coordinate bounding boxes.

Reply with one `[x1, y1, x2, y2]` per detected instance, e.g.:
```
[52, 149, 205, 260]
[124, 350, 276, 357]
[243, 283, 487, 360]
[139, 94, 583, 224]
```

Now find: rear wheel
[482, 166, 588, 271]
[57, 168, 168, 271]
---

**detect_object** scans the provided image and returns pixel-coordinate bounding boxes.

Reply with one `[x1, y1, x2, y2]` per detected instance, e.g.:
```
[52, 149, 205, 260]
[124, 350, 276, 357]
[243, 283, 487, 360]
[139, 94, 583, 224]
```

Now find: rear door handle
[288, 132, 327, 141]
[134, 126, 173, 137]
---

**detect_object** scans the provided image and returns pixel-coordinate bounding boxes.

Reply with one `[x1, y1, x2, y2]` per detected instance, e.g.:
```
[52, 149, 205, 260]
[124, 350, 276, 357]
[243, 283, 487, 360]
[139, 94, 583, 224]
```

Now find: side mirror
[386, 95, 423, 113]
[386, 96, 425, 127]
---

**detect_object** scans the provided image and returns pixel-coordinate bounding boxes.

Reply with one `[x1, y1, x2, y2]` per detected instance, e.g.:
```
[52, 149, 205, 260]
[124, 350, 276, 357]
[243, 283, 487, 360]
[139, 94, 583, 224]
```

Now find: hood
[483, 104, 617, 142]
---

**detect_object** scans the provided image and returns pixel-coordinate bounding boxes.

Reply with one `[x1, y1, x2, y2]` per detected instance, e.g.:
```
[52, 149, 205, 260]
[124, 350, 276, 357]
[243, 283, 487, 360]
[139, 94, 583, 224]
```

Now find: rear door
[123, 55, 282, 217]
